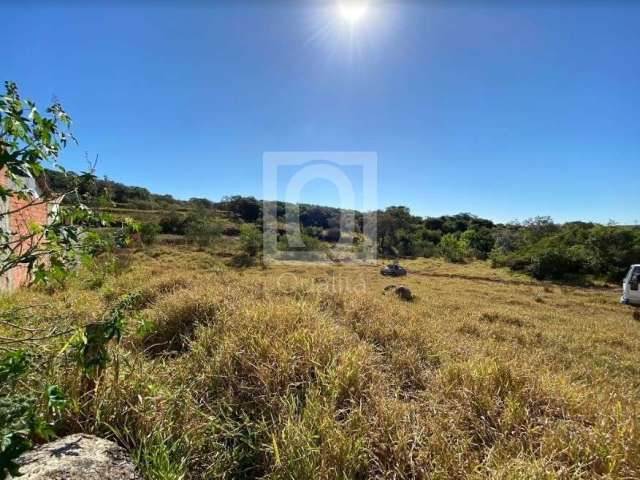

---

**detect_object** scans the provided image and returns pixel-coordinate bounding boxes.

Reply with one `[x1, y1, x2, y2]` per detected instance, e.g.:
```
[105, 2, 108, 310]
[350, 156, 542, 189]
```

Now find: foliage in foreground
[0, 350, 66, 477]
[0, 80, 141, 477]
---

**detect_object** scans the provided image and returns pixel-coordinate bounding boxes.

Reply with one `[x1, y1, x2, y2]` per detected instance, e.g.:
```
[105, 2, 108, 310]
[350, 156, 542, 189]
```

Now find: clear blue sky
[5, 1, 640, 223]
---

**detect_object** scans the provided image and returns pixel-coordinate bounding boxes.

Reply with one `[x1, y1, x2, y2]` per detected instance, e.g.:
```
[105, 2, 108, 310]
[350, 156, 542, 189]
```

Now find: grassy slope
[97, 204, 234, 225]
[2, 241, 639, 479]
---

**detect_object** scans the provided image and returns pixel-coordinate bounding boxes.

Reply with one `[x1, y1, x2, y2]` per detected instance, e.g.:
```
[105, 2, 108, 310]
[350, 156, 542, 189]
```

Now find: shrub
[139, 222, 161, 245]
[239, 224, 262, 258]
[413, 239, 438, 258]
[0, 350, 65, 478]
[159, 210, 187, 235]
[185, 219, 222, 248]
[81, 230, 116, 256]
[439, 233, 467, 263]
[460, 227, 495, 260]
[493, 227, 522, 254]
[529, 248, 588, 280]
[323, 227, 341, 243]
[301, 234, 326, 252]
[303, 226, 324, 239]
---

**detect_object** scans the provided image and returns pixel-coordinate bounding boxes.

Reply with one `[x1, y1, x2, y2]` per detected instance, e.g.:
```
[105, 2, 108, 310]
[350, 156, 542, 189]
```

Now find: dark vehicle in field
[380, 264, 407, 277]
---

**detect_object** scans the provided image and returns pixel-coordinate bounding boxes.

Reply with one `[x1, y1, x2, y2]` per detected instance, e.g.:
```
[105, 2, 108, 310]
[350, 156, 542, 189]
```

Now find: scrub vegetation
[46, 168, 640, 284]
[3, 241, 639, 479]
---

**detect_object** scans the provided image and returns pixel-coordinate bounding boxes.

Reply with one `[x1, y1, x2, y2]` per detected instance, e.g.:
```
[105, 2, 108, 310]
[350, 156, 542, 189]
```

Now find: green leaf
[0, 350, 30, 384]
[45, 385, 66, 414]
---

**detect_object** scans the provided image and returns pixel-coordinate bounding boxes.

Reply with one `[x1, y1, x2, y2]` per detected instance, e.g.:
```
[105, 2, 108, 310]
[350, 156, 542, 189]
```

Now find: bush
[185, 219, 223, 248]
[303, 226, 324, 240]
[440, 233, 467, 263]
[413, 239, 438, 258]
[490, 249, 529, 271]
[460, 228, 495, 260]
[529, 249, 588, 280]
[0, 350, 64, 478]
[301, 234, 327, 252]
[239, 224, 262, 258]
[81, 231, 116, 256]
[323, 227, 341, 243]
[139, 222, 161, 245]
[488, 222, 640, 282]
[159, 210, 187, 235]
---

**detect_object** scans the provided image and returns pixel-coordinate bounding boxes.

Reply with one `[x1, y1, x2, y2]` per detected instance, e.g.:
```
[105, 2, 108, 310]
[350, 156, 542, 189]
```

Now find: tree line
[44, 171, 640, 283]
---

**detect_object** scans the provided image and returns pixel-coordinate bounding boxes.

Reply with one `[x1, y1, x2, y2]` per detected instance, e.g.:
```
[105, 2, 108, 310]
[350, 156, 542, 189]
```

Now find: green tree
[376, 206, 422, 257]
[460, 228, 495, 260]
[219, 196, 261, 222]
[159, 209, 186, 235]
[239, 224, 262, 258]
[440, 233, 467, 263]
[185, 217, 223, 248]
[139, 222, 161, 245]
[0, 81, 85, 280]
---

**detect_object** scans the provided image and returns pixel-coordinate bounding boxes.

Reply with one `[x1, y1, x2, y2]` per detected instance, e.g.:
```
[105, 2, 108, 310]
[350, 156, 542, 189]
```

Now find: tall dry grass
[2, 244, 639, 479]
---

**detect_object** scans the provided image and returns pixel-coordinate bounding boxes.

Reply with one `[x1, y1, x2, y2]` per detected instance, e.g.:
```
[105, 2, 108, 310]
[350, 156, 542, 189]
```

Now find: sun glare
[337, 1, 369, 25]
[305, 0, 384, 60]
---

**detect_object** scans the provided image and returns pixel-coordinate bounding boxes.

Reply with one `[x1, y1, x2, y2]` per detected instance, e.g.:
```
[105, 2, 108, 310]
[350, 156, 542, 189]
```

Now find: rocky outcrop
[12, 434, 141, 480]
[383, 284, 414, 301]
[393, 286, 414, 301]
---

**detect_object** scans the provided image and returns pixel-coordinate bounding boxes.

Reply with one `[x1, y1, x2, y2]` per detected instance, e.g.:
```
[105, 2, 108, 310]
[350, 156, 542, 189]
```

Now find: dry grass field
[3, 241, 639, 479]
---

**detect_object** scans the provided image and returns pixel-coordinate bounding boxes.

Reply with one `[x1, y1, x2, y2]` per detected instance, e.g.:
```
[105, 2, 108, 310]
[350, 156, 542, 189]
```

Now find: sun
[337, 1, 369, 26]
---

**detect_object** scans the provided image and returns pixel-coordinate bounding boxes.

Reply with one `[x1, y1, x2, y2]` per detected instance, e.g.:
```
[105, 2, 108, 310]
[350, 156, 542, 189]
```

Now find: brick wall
[0, 171, 51, 290]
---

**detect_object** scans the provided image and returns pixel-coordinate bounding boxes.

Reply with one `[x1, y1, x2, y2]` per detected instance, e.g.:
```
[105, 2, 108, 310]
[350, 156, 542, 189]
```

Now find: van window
[625, 267, 637, 282]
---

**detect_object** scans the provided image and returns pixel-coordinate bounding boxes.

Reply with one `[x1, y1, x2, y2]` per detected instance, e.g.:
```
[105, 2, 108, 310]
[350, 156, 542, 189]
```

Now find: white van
[621, 264, 640, 306]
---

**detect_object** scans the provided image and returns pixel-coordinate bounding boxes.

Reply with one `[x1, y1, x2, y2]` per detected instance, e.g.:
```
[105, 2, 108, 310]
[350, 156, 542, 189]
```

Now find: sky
[5, 1, 640, 223]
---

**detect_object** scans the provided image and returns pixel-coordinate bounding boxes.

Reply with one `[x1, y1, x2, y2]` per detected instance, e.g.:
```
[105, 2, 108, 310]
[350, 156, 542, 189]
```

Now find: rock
[383, 285, 413, 301]
[394, 286, 413, 301]
[12, 434, 141, 480]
